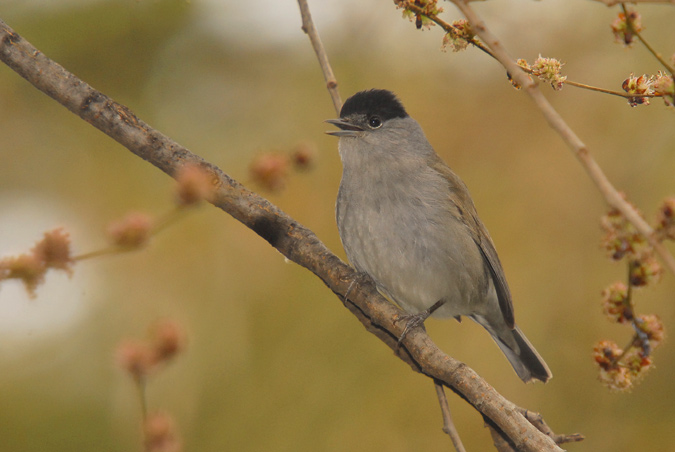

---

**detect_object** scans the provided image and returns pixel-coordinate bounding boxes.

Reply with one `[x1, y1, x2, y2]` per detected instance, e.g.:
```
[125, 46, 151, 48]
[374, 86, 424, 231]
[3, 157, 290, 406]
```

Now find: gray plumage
[327, 89, 551, 383]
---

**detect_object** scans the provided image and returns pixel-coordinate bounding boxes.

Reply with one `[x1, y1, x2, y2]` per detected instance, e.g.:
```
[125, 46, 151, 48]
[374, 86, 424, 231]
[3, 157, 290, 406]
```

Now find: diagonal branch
[0, 17, 568, 452]
[449, 0, 675, 277]
[620, 2, 675, 74]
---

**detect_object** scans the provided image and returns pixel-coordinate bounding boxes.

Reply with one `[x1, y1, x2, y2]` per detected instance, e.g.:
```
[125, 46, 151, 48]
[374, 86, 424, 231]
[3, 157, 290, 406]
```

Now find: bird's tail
[492, 325, 552, 383]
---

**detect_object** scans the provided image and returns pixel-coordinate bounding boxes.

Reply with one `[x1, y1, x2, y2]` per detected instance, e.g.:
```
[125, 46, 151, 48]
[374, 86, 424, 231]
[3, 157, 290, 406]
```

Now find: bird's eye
[368, 116, 382, 129]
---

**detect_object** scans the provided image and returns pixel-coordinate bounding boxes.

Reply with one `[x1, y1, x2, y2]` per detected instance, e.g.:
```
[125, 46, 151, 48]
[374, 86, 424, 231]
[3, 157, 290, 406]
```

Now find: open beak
[325, 118, 363, 137]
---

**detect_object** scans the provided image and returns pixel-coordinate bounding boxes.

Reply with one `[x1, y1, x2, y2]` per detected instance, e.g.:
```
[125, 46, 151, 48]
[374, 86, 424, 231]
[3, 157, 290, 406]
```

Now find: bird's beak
[325, 118, 363, 137]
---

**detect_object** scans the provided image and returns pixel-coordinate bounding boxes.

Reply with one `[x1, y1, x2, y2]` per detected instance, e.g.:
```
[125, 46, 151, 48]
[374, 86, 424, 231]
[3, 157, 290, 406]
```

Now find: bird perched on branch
[327, 89, 551, 383]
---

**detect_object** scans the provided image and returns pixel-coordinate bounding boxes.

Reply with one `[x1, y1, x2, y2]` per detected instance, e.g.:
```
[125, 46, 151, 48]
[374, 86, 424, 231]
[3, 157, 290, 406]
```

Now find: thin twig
[486, 421, 517, 452]
[621, 3, 675, 74]
[135, 376, 149, 422]
[297, 0, 342, 115]
[73, 246, 124, 261]
[151, 205, 191, 236]
[564, 79, 660, 98]
[622, 261, 651, 357]
[448, 0, 675, 277]
[434, 380, 467, 452]
[398, 0, 656, 100]
[397, 1, 494, 57]
[518, 409, 585, 445]
[74, 206, 187, 261]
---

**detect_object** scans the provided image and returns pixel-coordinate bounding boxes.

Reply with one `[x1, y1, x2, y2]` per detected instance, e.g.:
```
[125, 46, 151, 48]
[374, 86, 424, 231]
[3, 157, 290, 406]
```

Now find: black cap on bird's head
[326, 89, 409, 137]
[339, 89, 408, 120]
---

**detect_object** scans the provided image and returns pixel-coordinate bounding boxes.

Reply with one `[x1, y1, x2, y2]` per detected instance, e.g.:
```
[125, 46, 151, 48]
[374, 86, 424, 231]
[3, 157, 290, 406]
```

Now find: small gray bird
[326, 89, 551, 383]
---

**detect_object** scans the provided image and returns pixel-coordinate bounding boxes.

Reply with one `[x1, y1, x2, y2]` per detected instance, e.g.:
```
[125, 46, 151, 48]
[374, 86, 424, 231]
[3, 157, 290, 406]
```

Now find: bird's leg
[395, 299, 445, 345]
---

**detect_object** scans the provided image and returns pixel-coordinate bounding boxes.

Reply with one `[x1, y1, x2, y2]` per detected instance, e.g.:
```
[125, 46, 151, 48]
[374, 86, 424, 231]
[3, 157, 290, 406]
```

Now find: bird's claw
[342, 270, 371, 306]
[395, 312, 427, 346]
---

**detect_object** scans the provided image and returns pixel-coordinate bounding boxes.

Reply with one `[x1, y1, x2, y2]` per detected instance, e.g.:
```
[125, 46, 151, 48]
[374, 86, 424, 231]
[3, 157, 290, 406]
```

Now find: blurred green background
[1, 0, 675, 450]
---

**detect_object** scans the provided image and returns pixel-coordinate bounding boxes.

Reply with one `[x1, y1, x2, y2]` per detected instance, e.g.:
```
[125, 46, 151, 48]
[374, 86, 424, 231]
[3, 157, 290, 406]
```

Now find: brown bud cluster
[395, 0, 443, 30]
[509, 60, 534, 90]
[593, 340, 623, 369]
[107, 212, 153, 250]
[601, 282, 630, 324]
[593, 340, 653, 391]
[290, 142, 316, 170]
[594, 304, 665, 391]
[144, 412, 182, 452]
[636, 314, 665, 348]
[622, 73, 654, 107]
[441, 20, 473, 53]
[600, 202, 649, 261]
[629, 256, 662, 287]
[530, 56, 567, 91]
[611, 9, 643, 47]
[175, 164, 217, 206]
[249, 153, 289, 192]
[116, 319, 186, 381]
[0, 228, 73, 297]
[249, 142, 317, 192]
[595, 196, 667, 391]
[653, 72, 674, 108]
[655, 197, 675, 239]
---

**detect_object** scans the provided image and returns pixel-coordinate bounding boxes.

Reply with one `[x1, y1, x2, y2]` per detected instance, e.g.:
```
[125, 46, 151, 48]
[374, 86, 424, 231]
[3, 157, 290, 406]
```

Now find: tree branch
[0, 17, 567, 452]
[449, 0, 675, 277]
[620, 2, 675, 74]
[434, 380, 467, 452]
[297, 0, 342, 115]
[398, 0, 656, 100]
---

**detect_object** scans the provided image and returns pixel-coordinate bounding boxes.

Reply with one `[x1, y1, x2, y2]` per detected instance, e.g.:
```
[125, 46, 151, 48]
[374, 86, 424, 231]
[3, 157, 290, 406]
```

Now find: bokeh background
[1, 0, 675, 450]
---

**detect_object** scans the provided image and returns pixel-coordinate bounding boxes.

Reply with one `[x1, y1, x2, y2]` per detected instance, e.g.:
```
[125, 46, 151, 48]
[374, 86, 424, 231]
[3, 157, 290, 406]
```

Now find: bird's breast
[336, 169, 487, 316]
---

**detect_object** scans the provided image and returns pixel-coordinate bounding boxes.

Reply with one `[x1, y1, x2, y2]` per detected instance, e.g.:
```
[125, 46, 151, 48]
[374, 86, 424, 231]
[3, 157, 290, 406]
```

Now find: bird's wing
[431, 158, 515, 328]
[472, 216, 515, 328]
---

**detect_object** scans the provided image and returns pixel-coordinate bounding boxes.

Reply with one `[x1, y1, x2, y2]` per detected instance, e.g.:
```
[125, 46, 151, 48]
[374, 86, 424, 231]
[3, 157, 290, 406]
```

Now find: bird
[326, 89, 551, 383]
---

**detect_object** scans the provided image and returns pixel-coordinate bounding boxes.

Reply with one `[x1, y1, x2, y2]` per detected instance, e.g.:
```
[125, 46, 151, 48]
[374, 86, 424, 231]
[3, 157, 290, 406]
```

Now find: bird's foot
[394, 311, 429, 346]
[342, 270, 371, 306]
[394, 299, 446, 346]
